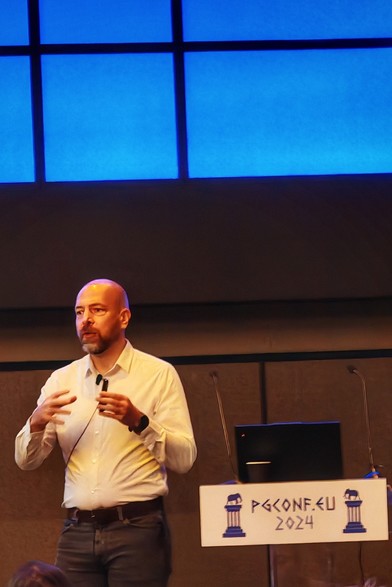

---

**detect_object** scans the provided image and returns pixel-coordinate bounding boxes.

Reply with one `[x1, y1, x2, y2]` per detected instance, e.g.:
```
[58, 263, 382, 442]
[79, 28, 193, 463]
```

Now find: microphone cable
[65, 376, 108, 469]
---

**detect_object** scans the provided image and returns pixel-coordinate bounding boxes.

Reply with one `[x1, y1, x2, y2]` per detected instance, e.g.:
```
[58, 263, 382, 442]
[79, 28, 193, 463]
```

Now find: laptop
[235, 421, 343, 483]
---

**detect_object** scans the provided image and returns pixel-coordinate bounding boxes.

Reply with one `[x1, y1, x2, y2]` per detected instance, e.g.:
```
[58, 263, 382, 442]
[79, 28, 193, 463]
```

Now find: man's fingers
[52, 408, 72, 416]
[50, 392, 77, 407]
[52, 389, 71, 398]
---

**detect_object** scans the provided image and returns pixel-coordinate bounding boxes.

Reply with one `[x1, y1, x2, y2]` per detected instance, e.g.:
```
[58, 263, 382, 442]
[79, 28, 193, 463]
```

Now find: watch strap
[130, 414, 149, 434]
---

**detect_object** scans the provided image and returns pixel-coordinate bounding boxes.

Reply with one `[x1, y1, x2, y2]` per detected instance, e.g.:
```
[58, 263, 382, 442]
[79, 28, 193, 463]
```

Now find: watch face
[137, 414, 149, 433]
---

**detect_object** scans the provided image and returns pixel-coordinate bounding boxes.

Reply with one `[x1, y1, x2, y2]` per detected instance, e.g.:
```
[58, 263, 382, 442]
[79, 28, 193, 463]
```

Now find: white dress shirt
[15, 341, 196, 509]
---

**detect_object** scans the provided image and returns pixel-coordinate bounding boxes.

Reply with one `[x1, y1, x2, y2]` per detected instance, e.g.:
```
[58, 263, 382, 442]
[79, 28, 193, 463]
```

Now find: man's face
[75, 283, 127, 355]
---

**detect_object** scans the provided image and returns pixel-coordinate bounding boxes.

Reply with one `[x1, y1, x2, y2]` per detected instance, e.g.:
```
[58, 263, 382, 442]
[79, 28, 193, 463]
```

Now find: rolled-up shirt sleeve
[137, 365, 197, 474]
[15, 379, 58, 470]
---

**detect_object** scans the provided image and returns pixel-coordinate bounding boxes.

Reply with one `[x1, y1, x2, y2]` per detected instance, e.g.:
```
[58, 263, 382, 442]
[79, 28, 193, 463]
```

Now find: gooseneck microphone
[210, 371, 239, 483]
[347, 365, 377, 475]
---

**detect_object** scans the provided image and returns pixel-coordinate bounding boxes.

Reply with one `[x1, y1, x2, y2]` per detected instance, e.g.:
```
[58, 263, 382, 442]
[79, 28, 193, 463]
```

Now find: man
[15, 279, 197, 587]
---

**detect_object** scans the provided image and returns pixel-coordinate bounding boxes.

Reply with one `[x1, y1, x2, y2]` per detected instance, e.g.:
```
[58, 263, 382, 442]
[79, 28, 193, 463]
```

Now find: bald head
[77, 279, 129, 310]
[75, 279, 131, 356]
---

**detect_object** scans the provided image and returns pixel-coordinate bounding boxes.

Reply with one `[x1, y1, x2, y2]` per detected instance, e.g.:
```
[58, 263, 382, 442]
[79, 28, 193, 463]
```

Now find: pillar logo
[223, 492, 246, 538]
[343, 487, 367, 534]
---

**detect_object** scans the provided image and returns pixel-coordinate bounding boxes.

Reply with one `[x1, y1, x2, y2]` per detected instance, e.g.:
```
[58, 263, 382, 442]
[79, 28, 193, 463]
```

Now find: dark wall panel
[1, 175, 392, 309]
[0, 370, 65, 582]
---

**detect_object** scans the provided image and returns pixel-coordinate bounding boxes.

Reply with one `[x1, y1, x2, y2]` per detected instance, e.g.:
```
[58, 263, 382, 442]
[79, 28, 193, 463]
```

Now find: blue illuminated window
[1, 0, 392, 183]
[39, 0, 172, 44]
[185, 48, 392, 178]
[0, 0, 29, 45]
[42, 54, 177, 181]
[0, 57, 34, 183]
[182, 0, 392, 41]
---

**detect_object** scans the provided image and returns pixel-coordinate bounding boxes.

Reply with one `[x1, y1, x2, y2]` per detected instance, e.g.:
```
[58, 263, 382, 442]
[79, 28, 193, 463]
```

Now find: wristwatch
[130, 414, 149, 435]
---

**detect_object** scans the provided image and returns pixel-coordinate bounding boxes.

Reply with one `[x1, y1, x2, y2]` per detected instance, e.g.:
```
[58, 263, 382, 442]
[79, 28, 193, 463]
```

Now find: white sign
[199, 478, 388, 547]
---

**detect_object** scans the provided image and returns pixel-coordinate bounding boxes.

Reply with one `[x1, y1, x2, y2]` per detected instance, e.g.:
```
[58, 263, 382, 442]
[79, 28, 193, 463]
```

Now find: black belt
[67, 497, 163, 525]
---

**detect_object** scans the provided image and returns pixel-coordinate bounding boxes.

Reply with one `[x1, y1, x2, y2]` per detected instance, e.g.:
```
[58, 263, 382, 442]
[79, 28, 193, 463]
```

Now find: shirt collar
[84, 339, 134, 379]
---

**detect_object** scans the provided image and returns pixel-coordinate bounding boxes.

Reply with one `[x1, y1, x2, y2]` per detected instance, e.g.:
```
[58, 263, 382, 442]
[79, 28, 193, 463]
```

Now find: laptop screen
[235, 421, 343, 483]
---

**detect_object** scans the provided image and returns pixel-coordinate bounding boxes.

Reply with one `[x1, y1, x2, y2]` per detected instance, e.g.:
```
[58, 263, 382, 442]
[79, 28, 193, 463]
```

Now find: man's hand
[96, 391, 142, 429]
[30, 390, 77, 432]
